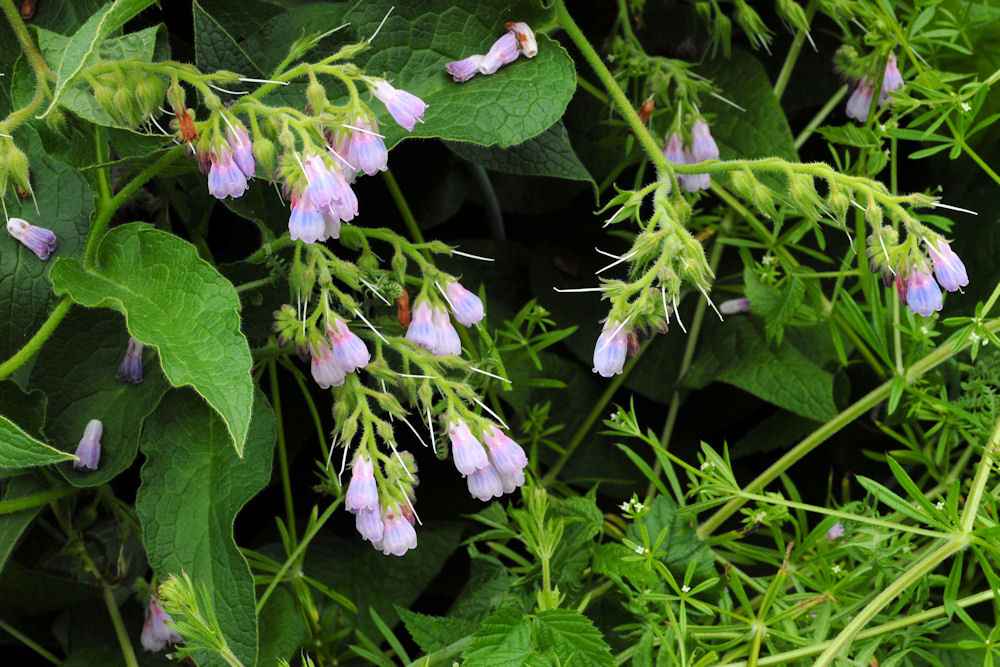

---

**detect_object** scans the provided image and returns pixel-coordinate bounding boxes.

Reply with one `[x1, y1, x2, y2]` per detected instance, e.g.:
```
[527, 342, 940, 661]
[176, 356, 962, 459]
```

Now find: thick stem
[0, 0, 52, 83]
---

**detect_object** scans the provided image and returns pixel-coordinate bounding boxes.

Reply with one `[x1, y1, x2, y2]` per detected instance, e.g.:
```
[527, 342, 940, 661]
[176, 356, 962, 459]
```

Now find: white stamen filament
[426, 406, 437, 454]
[595, 250, 639, 274]
[381, 379, 394, 421]
[699, 284, 724, 321]
[353, 308, 390, 344]
[435, 281, 457, 311]
[596, 311, 634, 354]
[208, 83, 248, 96]
[452, 249, 495, 262]
[367, 7, 394, 43]
[931, 201, 978, 216]
[327, 146, 356, 171]
[337, 444, 350, 485]
[553, 286, 605, 293]
[389, 442, 414, 480]
[470, 366, 511, 384]
[603, 207, 625, 227]
[594, 246, 621, 260]
[309, 23, 350, 46]
[294, 152, 311, 184]
[472, 396, 508, 430]
[661, 286, 671, 325]
[0, 132, 13, 139]
[709, 91, 746, 112]
[878, 234, 896, 275]
[148, 114, 170, 135]
[805, 31, 817, 52]
[673, 294, 687, 333]
[341, 123, 385, 138]
[239, 77, 291, 85]
[397, 480, 422, 525]
[325, 435, 338, 470]
[397, 372, 434, 379]
[358, 277, 391, 305]
[399, 414, 429, 448]
[850, 199, 866, 212]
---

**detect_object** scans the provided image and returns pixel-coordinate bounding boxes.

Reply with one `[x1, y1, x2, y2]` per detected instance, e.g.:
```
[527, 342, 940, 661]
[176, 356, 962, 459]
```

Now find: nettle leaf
[446, 121, 595, 186]
[136, 388, 275, 667]
[0, 126, 94, 365]
[28, 307, 170, 487]
[533, 609, 615, 667]
[398, 607, 477, 654]
[48, 223, 254, 455]
[683, 317, 838, 422]
[40, 0, 158, 119]
[462, 606, 536, 667]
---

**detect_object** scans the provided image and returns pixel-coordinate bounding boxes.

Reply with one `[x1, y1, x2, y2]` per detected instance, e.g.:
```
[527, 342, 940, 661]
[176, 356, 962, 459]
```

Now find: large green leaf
[0, 126, 94, 365]
[462, 606, 535, 667]
[533, 609, 614, 667]
[683, 317, 838, 421]
[136, 388, 275, 667]
[40, 0, 159, 119]
[48, 223, 254, 454]
[28, 307, 170, 486]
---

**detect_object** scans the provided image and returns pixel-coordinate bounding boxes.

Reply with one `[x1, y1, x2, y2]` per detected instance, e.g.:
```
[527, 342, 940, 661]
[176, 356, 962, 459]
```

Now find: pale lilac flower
[310, 343, 346, 389]
[432, 306, 461, 356]
[593, 321, 628, 378]
[302, 154, 340, 209]
[405, 301, 436, 352]
[444, 280, 484, 326]
[207, 145, 248, 199]
[227, 126, 255, 179]
[719, 297, 751, 315]
[140, 597, 181, 652]
[322, 208, 342, 241]
[376, 504, 417, 556]
[446, 54, 485, 83]
[926, 240, 968, 292]
[356, 506, 384, 542]
[447, 420, 489, 476]
[288, 196, 325, 244]
[663, 132, 685, 166]
[481, 425, 528, 479]
[73, 419, 102, 471]
[346, 117, 388, 176]
[690, 120, 720, 162]
[506, 22, 538, 58]
[115, 337, 144, 384]
[369, 80, 428, 132]
[906, 266, 943, 317]
[846, 78, 874, 122]
[316, 167, 359, 228]
[345, 454, 379, 513]
[327, 318, 370, 373]
[329, 130, 358, 184]
[879, 53, 904, 106]
[679, 149, 710, 192]
[499, 468, 525, 494]
[825, 521, 844, 541]
[467, 464, 504, 501]
[6, 217, 57, 261]
[479, 32, 520, 75]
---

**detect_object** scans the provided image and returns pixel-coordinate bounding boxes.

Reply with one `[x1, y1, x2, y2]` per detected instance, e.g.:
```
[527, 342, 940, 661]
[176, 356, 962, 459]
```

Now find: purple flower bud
[207, 145, 249, 199]
[481, 425, 528, 478]
[432, 307, 461, 356]
[926, 239, 968, 292]
[846, 78, 874, 123]
[478, 32, 520, 75]
[115, 337, 144, 384]
[346, 117, 388, 176]
[879, 53, 904, 107]
[140, 597, 181, 652]
[825, 521, 844, 541]
[288, 196, 325, 244]
[406, 301, 437, 353]
[345, 454, 379, 513]
[592, 321, 628, 377]
[448, 420, 489, 476]
[73, 419, 102, 471]
[377, 504, 417, 556]
[356, 505, 384, 542]
[690, 120, 720, 162]
[369, 80, 428, 132]
[467, 464, 504, 501]
[446, 54, 485, 83]
[506, 22, 538, 58]
[663, 132, 686, 166]
[6, 217, 57, 261]
[719, 297, 751, 315]
[444, 280, 484, 326]
[895, 273, 908, 304]
[310, 343, 346, 389]
[906, 266, 943, 317]
[227, 126, 255, 179]
[328, 318, 370, 373]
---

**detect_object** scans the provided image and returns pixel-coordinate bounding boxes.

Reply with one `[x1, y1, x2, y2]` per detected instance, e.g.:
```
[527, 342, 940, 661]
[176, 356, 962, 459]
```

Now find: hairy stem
[0, 0, 52, 84]
[0, 296, 72, 381]
[772, 0, 815, 101]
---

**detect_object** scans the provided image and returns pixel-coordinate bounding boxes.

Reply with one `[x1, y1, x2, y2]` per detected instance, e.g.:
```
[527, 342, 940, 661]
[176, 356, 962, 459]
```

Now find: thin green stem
[382, 169, 427, 248]
[102, 583, 139, 667]
[793, 85, 848, 150]
[0, 618, 60, 664]
[94, 127, 112, 204]
[0, 296, 72, 381]
[772, 0, 815, 101]
[0, 484, 76, 515]
[234, 276, 276, 293]
[0, 0, 52, 83]
[697, 319, 1000, 538]
[268, 360, 297, 545]
[960, 411, 1000, 532]
[406, 636, 473, 667]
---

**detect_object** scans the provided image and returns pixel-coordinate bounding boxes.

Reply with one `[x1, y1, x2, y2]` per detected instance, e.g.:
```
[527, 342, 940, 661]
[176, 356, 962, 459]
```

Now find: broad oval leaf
[0, 417, 73, 470]
[48, 223, 254, 454]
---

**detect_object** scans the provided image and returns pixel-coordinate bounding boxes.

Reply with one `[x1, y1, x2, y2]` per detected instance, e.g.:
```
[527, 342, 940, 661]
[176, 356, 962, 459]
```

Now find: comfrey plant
[2, 1, 1000, 666]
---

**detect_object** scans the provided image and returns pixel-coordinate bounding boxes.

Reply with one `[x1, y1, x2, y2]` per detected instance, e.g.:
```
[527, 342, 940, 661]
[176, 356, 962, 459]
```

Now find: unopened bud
[252, 136, 275, 176]
[306, 74, 327, 116]
[166, 75, 185, 112]
[865, 196, 883, 227]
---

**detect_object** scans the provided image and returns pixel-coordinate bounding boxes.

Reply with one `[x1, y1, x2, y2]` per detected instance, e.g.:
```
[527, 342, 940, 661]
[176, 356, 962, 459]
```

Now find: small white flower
[961, 102, 972, 112]
[935, 501, 945, 510]
[620, 501, 630, 512]
[831, 564, 842, 575]
[681, 585, 691, 593]
[635, 545, 647, 555]
[762, 254, 776, 265]
[633, 501, 645, 512]
[700, 460, 712, 470]
[751, 510, 766, 524]
[609, 412, 619, 422]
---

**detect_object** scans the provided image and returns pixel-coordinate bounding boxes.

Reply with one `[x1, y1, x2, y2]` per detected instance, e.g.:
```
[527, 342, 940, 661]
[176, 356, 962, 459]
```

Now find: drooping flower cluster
[6, 217, 57, 261]
[405, 281, 485, 356]
[846, 53, 905, 123]
[447, 420, 528, 502]
[345, 448, 420, 556]
[446, 22, 538, 82]
[140, 596, 182, 652]
[310, 317, 371, 389]
[867, 228, 968, 317]
[73, 419, 103, 472]
[663, 119, 719, 192]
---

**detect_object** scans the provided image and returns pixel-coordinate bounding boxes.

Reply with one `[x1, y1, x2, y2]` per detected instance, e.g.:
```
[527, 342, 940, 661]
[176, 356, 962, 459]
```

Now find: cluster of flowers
[345, 452, 421, 557]
[405, 281, 485, 355]
[663, 119, 720, 192]
[445, 22, 538, 82]
[868, 230, 968, 317]
[140, 596, 181, 652]
[310, 317, 371, 389]
[195, 79, 427, 245]
[845, 53, 904, 122]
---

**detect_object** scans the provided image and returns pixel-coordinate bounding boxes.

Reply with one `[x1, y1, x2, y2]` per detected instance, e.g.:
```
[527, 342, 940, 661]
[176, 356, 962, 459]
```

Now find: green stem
[234, 276, 276, 293]
[697, 319, 1000, 538]
[0, 0, 52, 84]
[102, 583, 139, 667]
[814, 536, 969, 666]
[84, 144, 185, 268]
[0, 618, 61, 664]
[0, 296, 72, 381]
[94, 127, 112, 204]
[382, 169, 427, 248]
[960, 411, 1000, 533]
[553, 0, 673, 175]
[0, 484, 76, 515]
[406, 636, 473, 667]
[793, 85, 848, 150]
[268, 360, 297, 545]
[772, 0, 815, 101]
